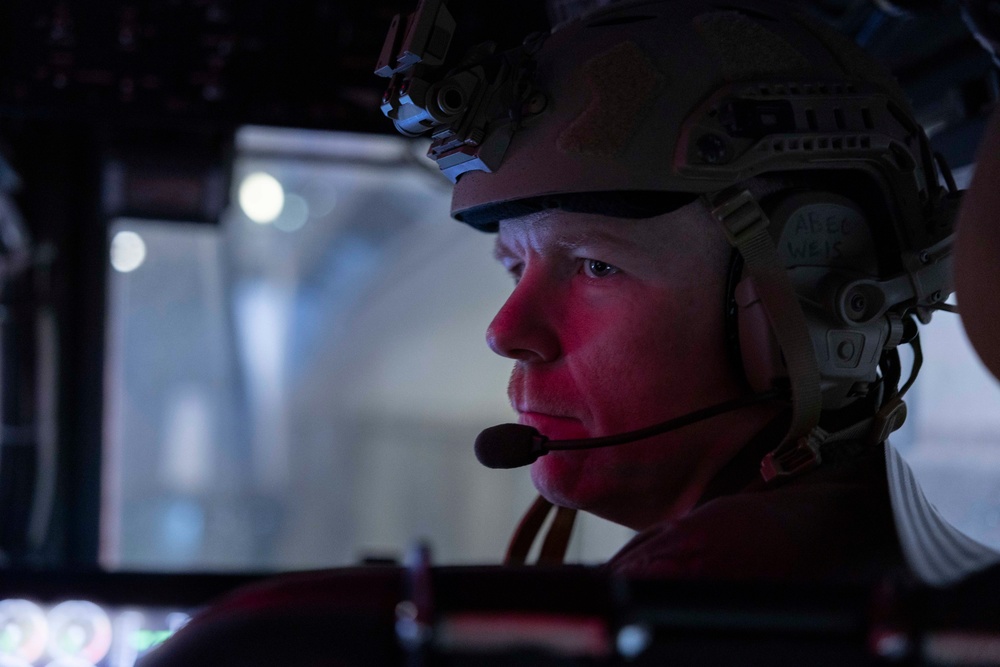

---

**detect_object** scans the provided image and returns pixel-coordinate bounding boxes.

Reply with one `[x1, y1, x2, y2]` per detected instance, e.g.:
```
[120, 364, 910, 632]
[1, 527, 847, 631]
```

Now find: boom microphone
[475, 424, 547, 468]
[474, 390, 784, 469]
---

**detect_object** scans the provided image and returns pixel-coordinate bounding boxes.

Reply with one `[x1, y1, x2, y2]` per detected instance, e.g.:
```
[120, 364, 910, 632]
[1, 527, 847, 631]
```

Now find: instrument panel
[3, 566, 1000, 666]
[0, 572, 262, 667]
[0, 598, 189, 667]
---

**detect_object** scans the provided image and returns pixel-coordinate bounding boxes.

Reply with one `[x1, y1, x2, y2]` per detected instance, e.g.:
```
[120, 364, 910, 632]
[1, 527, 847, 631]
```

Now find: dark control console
[130, 563, 1000, 667]
[3, 565, 1000, 666]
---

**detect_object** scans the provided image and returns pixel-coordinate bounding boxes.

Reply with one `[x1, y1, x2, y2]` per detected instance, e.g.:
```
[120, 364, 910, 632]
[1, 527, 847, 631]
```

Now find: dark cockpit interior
[0, 1, 999, 665]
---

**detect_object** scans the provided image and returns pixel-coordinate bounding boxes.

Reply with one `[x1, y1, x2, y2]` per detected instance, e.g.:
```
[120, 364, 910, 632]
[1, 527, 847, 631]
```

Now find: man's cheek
[557, 309, 620, 356]
[576, 348, 661, 424]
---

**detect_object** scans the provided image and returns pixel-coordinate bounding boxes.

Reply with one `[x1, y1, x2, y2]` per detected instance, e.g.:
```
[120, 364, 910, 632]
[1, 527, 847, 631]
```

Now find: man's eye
[507, 263, 524, 284]
[582, 259, 620, 278]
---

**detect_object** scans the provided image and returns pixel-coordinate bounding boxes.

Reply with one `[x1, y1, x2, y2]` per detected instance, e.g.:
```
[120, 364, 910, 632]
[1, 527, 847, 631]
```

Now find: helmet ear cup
[724, 190, 885, 408]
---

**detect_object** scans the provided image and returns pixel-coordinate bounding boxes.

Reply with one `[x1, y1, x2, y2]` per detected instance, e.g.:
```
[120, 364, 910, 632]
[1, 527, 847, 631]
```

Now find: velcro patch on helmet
[556, 40, 663, 158]
[694, 11, 810, 80]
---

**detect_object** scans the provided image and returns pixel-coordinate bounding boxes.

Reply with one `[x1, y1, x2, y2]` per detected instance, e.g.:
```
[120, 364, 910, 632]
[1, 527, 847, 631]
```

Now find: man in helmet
[377, 0, 998, 583]
[135, 4, 1000, 665]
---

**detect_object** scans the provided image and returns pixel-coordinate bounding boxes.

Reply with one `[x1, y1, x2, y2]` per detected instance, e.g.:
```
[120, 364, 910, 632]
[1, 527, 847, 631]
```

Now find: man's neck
[693, 410, 792, 508]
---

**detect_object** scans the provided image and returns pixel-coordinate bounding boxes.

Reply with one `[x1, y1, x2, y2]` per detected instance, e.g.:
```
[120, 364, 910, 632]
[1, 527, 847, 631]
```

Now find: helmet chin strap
[707, 188, 826, 482]
[504, 496, 577, 566]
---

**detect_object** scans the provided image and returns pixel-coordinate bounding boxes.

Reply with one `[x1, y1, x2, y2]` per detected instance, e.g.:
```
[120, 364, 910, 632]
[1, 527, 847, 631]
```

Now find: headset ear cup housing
[729, 189, 893, 410]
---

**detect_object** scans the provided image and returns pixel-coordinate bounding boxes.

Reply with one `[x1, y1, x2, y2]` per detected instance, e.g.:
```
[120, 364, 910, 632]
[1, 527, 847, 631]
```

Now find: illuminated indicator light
[167, 612, 191, 632]
[132, 629, 174, 652]
[59, 624, 86, 651]
[110, 231, 147, 273]
[0, 599, 48, 662]
[617, 624, 652, 659]
[47, 601, 113, 664]
[239, 172, 285, 224]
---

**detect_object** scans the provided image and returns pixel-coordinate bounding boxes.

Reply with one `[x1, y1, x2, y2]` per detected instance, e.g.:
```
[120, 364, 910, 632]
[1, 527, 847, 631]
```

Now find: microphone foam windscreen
[474, 423, 544, 469]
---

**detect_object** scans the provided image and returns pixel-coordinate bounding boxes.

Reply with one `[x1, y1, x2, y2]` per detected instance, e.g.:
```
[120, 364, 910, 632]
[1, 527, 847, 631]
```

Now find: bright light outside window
[238, 172, 284, 224]
[110, 231, 147, 273]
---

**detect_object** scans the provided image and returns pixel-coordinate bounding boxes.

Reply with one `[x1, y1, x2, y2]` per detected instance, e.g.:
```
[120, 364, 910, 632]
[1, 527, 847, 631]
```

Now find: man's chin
[529, 450, 593, 511]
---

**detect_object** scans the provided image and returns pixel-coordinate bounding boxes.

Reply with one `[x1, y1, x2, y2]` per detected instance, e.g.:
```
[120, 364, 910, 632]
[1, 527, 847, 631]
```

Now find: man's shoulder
[139, 568, 405, 667]
[605, 450, 903, 581]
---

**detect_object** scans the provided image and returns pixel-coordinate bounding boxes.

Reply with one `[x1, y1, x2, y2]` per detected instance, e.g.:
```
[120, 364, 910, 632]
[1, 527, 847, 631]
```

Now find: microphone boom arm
[475, 389, 786, 469]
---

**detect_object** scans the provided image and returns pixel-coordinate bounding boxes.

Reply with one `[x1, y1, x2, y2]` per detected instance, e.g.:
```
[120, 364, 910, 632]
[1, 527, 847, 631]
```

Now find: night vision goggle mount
[375, 0, 547, 182]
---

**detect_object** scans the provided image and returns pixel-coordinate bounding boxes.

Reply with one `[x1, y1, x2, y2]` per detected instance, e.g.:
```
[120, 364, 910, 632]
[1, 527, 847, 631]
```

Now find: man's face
[488, 202, 765, 529]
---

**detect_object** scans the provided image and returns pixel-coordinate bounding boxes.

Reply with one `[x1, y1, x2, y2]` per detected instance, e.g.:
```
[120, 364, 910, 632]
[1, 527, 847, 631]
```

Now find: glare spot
[308, 188, 338, 219]
[239, 172, 284, 224]
[274, 193, 309, 232]
[617, 625, 652, 658]
[110, 231, 147, 273]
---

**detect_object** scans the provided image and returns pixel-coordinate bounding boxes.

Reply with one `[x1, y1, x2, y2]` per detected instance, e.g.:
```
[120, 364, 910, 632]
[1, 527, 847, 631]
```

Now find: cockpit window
[100, 128, 1000, 572]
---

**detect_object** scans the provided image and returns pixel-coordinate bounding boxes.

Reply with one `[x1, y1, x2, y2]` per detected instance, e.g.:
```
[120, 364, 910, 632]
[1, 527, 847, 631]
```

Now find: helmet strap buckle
[760, 427, 827, 482]
[866, 395, 908, 446]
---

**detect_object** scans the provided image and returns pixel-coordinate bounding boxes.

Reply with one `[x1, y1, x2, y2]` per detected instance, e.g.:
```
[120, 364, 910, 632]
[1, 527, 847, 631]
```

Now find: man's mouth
[516, 410, 587, 440]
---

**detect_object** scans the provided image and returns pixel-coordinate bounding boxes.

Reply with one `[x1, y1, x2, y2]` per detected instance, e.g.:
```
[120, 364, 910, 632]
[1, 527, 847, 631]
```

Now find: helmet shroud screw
[696, 133, 731, 165]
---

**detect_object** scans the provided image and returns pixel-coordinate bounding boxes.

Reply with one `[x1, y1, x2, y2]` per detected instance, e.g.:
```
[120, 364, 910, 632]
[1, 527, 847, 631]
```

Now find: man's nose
[486, 272, 561, 363]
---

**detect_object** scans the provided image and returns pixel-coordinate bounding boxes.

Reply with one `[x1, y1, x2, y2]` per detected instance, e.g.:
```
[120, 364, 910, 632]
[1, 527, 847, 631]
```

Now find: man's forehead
[496, 201, 721, 255]
[493, 210, 664, 254]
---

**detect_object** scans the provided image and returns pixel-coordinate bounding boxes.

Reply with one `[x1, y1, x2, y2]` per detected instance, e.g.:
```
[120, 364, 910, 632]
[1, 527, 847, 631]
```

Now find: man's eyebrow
[554, 229, 639, 252]
[491, 225, 647, 261]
